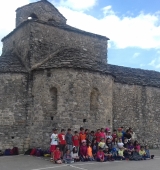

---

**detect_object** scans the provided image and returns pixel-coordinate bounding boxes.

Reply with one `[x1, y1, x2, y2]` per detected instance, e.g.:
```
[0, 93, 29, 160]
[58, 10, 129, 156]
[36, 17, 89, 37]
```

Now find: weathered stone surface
[16, 0, 66, 27]
[0, 0, 160, 152]
[0, 74, 28, 151]
[113, 83, 160, 148]
[30, 69, 113, 148]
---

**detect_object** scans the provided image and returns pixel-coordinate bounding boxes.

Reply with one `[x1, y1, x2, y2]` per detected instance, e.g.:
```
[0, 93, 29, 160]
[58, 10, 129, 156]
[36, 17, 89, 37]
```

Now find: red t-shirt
[112, 133, 117, 142]
[72, 135, 79, 146]
[95, 132, 101, 143]
[54, 150, 61, 160]
[58, 133, 66, 145]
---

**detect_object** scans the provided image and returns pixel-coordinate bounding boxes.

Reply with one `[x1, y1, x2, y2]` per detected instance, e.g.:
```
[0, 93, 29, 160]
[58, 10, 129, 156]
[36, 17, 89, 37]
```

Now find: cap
[82, 140, 86, 143]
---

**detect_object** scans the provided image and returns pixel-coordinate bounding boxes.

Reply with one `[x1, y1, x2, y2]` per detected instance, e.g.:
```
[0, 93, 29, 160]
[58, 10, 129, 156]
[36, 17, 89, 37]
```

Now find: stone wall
[29, 21, 108, 67]
[0, 73, 28, 152]
[113, 83, 160, 148]
[2, 23, 30, 69]
[29, 68, 113, 148]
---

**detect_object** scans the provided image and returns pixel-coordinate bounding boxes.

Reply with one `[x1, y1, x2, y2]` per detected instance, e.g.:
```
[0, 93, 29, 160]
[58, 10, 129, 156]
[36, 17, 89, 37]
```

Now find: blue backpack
[4, 149, 11, 156]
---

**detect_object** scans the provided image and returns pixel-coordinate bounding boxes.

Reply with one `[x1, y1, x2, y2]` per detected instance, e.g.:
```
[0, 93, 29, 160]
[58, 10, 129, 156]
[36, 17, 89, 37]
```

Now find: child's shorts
[50, 145, 56, 152]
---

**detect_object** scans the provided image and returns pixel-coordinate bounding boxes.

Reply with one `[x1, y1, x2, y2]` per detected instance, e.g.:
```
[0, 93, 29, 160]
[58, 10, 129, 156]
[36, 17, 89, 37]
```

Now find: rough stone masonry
[0, 0, 160, 152]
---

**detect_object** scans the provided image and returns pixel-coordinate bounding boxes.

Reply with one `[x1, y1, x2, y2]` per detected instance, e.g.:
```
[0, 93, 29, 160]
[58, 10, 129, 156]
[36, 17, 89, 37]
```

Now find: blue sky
[0, 0, 160, 71]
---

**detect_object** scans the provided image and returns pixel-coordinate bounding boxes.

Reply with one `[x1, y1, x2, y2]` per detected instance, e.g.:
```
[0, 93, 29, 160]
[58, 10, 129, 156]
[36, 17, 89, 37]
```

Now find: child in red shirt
[72, 131, 80, 151]
[95, 129, 101, 143]
[58, 129, 66, 157]
[53, 146, 62, 164]
[96, 148, 105, 162]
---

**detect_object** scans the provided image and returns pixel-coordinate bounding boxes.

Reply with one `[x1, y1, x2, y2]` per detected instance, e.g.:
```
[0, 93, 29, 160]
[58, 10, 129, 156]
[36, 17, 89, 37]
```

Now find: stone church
[0, 0, 160, 151]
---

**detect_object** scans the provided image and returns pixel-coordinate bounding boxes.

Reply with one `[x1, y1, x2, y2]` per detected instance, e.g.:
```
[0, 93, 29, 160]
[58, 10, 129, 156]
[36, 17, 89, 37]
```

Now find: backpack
[43, 149, 50, 155]
[35, 148, 43, 157]
[30, 148, 37, 156]
[24, 149, 32, 155]
[0, 150, 3, 156]
[4, 149, 11, 156]
[11, 147, 19, 155]
[35, 149, 41, 157]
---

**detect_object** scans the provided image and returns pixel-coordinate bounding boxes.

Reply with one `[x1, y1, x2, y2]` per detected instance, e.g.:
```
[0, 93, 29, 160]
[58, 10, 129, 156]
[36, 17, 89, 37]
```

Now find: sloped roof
[34, 48, 160, 88]
[2, 20, 109, 42]
[107, 64, 160, 88]
[0, 52, 27, 73]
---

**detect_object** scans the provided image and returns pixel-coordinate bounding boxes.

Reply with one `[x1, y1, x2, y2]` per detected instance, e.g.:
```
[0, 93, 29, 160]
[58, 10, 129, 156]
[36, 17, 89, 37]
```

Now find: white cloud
[149, 58, 160, 68]
[149, 51, 160, 68]
[133, 53, 140, 58]
[57, 5, 160, 49]
[1, 1, 160, 55]
[102, 5, 115, 16]
[0, 0, 30, 54]
[58, 0, 97, 11]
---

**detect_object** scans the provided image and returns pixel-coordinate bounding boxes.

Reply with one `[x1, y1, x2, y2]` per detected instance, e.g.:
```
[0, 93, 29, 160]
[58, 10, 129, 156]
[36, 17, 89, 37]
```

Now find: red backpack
[30, 148, 37, 156]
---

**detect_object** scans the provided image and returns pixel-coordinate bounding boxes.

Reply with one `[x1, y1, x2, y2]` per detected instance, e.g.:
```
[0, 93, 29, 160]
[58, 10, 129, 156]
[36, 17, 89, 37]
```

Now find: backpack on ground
[4, 149, 11, 156]
[0, 150, 3, 156]
[35, 148, 43, 157]
[24, 149, 32, 155]
[11, 147, 19, 155]
[30, 148, 37, 156]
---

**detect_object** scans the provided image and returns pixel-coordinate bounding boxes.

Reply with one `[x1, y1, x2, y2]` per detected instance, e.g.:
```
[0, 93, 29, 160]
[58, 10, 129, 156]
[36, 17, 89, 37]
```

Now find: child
[63, 149, 74, 164]
[87, 142, 94, 161]
[95, 129, 101, 143]
[53, 146, 62, 164]
[134, 140, 140, 152]
[50, 128, 58, 161]
[111, 147, 117, 160]
[145, 145, 154, 159]
[71, 147, 80, 162]
[92, 139, 98, 158]
[72, 131, 79, 152]
[103, 146, 114, 161]
[127, 142, 134, 154]
[118, 148, 125, 160]
[98, 138, 106, 150]
[131, 148, 142, 161]
[106, 138, 113, 152]
[100, 128, 106, 141]
[80, 140, 88, 161]
[106, 131, 113, 141]
[139, 146, 147, 160]
[96, 148, 105, 162]
[117, 128, 123, 139]
[58, 129, 66, 158]
[79, 128, 86, 144]
[112, 129, 117, 144]
[117, 138, 124, 149]
[65, 129, 73, 152]
[87, 131, 95, 144]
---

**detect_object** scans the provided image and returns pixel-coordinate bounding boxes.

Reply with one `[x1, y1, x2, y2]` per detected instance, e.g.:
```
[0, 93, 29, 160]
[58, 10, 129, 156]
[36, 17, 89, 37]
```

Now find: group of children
[50, 127, 154, 164]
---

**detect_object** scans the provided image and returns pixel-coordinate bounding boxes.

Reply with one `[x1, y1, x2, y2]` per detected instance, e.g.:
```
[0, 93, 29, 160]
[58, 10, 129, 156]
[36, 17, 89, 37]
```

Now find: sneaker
[151, 155, 154, 159]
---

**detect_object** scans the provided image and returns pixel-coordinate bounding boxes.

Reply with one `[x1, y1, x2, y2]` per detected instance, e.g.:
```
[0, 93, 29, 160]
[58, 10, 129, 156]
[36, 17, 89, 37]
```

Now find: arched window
[50, 87, 57, 114]
[28, 13, 38, 20]
[90, 88, 99, 112]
